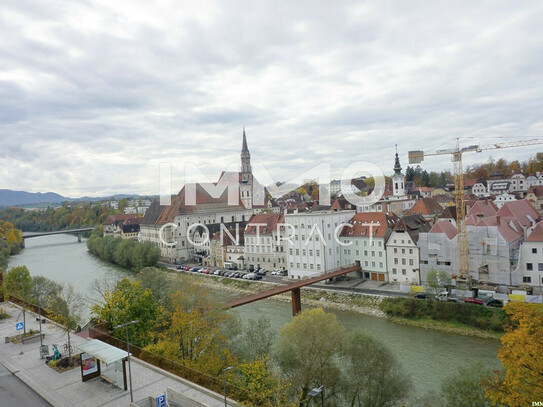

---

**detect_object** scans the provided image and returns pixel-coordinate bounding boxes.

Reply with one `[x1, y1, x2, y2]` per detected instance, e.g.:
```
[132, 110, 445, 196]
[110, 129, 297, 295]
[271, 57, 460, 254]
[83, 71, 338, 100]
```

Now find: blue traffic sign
[156, 394, 166, 407]
[16, 322, 24, 331]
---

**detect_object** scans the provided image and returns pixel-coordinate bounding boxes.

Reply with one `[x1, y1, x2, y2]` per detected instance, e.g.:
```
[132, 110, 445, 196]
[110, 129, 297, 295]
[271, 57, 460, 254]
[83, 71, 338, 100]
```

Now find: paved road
[163, 263, 411, 298]
[0, 364, 51, 407]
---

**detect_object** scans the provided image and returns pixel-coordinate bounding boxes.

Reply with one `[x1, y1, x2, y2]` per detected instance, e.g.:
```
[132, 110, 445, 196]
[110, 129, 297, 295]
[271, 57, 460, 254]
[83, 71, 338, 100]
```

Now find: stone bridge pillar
[77, 233, 82, 243]
[21, 239, 25, 249]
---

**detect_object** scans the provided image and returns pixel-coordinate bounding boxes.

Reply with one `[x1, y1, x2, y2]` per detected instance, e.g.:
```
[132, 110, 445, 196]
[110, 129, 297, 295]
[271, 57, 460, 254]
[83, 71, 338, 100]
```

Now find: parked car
[190, 267, 200, 272]
[414, 293, 428, 300]
[176, 265, 185, 270]
[464, 297, 484, 305]
[485, 299, 504, 308]
[271, 270, 281, 275]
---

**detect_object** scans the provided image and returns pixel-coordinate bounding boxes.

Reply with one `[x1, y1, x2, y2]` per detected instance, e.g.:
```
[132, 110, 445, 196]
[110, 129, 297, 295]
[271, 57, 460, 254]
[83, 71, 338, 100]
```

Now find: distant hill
[0, 189, 67, 207]
[0, 189, 149, 207]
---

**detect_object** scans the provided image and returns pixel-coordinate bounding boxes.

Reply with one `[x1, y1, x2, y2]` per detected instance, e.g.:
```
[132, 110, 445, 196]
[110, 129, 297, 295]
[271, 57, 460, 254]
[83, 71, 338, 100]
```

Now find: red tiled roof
[429, 219, 457, 239]
[528, 186, 543, 198]
[496, 199, 540, 228]
[406, 198, 443, 216]
[527, 221, 543, 242]
[466, 199, 498, 219]
[340, 212, 399, 238]
[103, 214, 140, 225]
[464, 179, 477, 188]
[245, 213, 284, 235]
[474, 216, 523, 243]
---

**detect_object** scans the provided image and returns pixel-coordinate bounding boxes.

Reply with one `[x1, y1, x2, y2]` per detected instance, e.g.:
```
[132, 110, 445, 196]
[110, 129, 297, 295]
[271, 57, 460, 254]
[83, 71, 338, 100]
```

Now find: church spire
[242, 127, 249, 154]
[394, 144, 402, 175]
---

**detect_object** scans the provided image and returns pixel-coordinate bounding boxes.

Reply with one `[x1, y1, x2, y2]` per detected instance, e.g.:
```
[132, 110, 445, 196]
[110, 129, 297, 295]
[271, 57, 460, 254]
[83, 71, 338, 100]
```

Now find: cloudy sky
[1, 0, 543, 197]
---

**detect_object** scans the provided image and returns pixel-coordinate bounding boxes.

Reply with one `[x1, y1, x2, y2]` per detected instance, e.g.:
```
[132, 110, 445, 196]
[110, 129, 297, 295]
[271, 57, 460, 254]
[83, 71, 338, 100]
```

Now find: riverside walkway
[0, 303, 234, 407]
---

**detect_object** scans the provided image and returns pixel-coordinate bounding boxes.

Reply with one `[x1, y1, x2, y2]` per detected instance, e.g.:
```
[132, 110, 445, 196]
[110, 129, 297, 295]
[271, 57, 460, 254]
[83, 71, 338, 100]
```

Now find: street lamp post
[308, 385, 324, 407]
[113, 320, 139, 403]
[222, 366, 233, 407]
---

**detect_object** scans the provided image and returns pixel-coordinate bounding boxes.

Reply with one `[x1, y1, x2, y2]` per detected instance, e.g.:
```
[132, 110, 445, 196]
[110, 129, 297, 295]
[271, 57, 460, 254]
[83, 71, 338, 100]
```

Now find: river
[8, 234, 501, 396]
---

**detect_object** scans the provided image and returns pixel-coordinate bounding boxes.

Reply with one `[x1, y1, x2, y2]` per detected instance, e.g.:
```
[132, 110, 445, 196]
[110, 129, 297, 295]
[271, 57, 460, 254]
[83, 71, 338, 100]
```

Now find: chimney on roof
[496, 216, 500, 225]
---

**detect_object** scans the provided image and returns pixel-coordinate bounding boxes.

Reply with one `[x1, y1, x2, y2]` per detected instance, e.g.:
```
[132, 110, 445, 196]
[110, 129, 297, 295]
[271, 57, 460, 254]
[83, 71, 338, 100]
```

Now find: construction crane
[408, 138, 543, 280]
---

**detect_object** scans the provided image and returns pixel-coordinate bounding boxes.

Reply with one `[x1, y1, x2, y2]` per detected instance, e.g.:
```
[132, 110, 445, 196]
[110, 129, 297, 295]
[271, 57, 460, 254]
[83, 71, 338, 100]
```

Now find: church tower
[240, 128, 253, 208]
[392, 145, 405, 197]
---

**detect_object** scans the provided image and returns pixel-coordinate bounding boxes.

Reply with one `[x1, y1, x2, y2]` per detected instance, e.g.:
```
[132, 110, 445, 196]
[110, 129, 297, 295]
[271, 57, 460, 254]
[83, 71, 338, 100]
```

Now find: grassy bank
[379, 297, 507, 336]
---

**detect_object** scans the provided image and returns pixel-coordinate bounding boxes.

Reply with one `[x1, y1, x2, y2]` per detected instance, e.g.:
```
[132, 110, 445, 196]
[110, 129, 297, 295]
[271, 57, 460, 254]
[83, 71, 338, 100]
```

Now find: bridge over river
[22, 228, 94, 248]
[224, 265, 361, 315]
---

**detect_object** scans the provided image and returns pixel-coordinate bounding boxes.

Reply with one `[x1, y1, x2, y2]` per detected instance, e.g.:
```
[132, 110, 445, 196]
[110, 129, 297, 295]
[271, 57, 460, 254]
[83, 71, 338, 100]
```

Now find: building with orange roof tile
[405, 197, 444, 225]
[338, 212, 399, 282]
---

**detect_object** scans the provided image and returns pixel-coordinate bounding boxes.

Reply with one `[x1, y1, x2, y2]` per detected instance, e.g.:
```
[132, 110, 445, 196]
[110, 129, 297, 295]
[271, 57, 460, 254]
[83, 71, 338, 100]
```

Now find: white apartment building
[285, 210, 355, 279]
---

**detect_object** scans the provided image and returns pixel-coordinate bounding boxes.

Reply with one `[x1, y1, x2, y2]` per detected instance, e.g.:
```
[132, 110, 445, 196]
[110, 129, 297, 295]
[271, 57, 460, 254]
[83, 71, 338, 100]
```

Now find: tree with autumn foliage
[91, 278, 161, 347]
[144, 285, 236, 376]
[484, 303, 543, 406]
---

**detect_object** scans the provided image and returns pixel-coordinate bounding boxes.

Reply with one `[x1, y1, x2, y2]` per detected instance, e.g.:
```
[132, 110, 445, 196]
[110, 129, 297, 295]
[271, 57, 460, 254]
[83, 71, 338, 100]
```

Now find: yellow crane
[409, 138, 543, 280]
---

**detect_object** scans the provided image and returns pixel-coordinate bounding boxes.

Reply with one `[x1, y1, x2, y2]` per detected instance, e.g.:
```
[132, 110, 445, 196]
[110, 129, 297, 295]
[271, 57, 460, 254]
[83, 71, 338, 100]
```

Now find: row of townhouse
[473, 171, 543, 197]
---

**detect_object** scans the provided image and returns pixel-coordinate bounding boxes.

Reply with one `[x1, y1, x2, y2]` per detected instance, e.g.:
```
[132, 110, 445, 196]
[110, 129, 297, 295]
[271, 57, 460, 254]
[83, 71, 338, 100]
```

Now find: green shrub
[379, 297, 506, 332]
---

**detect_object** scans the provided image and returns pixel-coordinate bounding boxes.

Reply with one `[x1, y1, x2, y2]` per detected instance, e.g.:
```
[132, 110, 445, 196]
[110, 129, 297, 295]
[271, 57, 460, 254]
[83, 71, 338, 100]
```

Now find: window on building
[392, 268, 397, 274]
[356, 250, 359, 256]
[527, 263, 533, 271]
[409, 259, 414, 266]
[372, 261, 375, 267]
[296, 249, 299, 255]
[371, 251, 375, 257]
[402, 269, 406, 275]
[533, 248, 538, 254]
[379, 262, 383, 268]
[302, 249, 306, 256]
[297, 263, 300, 268]
[309, 250, 313, 256]
[409, 249, 413, 254]
[523, 276, 532, 283]
[402, 258, 406, 265]
[303, 263, 307, 269]
[364, 261, 368, 266]
[289, 248, 293, 255]
[402, 248, 405, 254]
[317, 264, 321, 271]
[394, 258, 398, 265]
[394, 248, 397, 254]
[539, 263, 543, 271]
[316, 250, 320, 256]
[379, 252, 383, 258]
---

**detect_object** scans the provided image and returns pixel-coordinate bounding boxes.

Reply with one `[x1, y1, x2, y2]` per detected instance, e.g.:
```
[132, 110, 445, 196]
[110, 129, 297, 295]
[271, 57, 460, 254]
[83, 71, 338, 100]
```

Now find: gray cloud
[1, 0, 543, 196]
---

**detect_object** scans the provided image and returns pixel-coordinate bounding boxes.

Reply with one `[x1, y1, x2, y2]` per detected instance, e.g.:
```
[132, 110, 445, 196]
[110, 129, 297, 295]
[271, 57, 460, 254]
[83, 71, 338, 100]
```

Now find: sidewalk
[0, 302, 233, 407]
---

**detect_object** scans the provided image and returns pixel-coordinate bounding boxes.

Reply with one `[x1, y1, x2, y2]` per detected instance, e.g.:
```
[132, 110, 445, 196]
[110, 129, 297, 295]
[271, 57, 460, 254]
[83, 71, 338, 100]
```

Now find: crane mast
[409, 137, 543, 281]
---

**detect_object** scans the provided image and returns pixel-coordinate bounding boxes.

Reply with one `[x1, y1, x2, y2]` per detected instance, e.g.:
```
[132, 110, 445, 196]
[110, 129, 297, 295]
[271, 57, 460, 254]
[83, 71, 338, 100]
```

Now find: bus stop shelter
[75, 339, 129, 390]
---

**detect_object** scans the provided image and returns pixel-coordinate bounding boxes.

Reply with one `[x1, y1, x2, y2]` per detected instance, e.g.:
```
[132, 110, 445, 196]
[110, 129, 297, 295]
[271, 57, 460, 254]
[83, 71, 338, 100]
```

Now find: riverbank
[172, 270, 501, 339]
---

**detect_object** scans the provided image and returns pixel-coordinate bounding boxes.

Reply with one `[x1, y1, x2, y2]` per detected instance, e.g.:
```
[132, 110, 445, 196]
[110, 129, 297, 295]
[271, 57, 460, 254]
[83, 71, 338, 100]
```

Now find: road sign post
[156, 394, 166, 407]
[16, 322, 24, 355]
